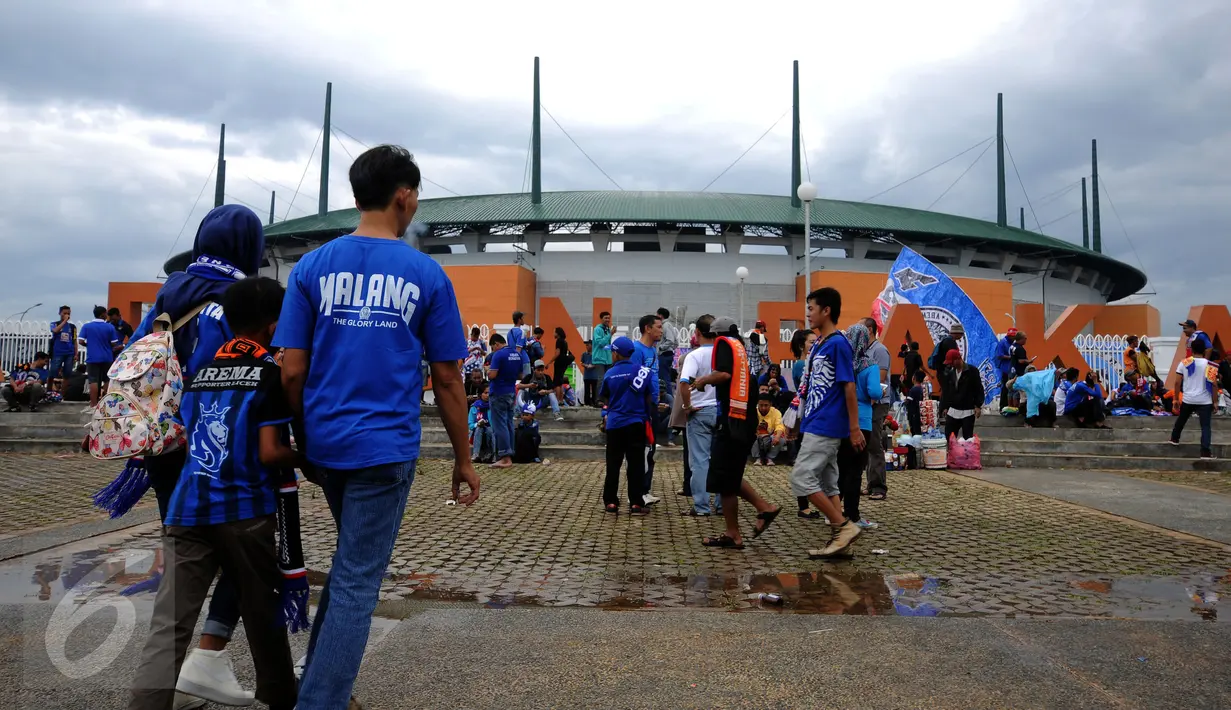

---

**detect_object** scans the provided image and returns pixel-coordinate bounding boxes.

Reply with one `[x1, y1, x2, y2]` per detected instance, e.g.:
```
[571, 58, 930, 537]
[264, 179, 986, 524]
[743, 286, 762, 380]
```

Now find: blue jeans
[687, 407, 720, 514]
[299, 461, 416, 710]
[470, 424, 494, 460]
[490, 393, 516, 458]
[528, 391, 561, 416]
[49, 353, 73, 382]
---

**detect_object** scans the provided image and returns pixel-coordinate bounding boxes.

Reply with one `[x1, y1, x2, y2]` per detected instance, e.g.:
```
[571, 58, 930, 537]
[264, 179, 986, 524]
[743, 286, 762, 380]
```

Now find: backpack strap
[151, 302, 213, 335]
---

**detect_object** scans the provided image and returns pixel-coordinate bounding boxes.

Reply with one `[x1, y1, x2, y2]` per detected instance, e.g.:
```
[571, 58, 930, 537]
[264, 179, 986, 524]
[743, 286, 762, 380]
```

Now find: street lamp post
[6, 302, 42, 320]
[797, 182, 817, 321]
[736, 266, 749, 332]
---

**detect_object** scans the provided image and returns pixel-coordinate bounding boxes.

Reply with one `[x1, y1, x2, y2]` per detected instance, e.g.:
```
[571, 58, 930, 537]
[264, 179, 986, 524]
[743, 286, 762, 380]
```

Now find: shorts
[790, 433, 842, 498]
[706, 433, 752, 496]
[86, 362, 110, 385]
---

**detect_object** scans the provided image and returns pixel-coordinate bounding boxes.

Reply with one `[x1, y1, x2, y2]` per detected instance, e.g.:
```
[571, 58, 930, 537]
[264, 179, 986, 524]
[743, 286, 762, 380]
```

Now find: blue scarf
[185, 255, 247, 282]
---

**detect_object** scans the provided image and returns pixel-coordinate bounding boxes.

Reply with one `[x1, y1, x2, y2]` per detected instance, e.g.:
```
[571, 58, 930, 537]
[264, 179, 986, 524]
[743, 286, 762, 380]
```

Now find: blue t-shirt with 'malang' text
[272, 234, 467, 469]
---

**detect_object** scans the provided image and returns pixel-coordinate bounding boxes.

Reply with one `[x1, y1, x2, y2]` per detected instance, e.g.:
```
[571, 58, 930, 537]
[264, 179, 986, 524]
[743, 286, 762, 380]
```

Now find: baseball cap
[1006, 327, 1018, 338]
[709, 317, 740, 337]
[521, 403, 537, 415]
[607, 336, 636, 357]
[534, 359, 546, 368]
[944, 349, 962, 365]
[755, 320, 767, 329]
[1180, 319, 1198, 328]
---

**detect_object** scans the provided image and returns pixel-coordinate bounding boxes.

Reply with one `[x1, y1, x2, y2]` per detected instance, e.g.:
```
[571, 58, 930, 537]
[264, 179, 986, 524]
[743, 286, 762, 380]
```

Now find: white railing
[0, 320, 87, 370]
[1072, 334, 1178, 389]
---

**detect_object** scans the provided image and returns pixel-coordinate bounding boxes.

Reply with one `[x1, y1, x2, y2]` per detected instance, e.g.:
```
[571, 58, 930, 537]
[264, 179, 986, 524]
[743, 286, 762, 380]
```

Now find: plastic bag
[920, 399, 939, 431]
[947, 434, 982, 470]
[781, 405, 799, 430]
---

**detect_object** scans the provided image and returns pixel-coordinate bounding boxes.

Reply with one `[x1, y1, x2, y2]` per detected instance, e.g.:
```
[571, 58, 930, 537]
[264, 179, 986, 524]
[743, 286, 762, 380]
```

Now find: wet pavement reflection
[0, 541, 1226, 623]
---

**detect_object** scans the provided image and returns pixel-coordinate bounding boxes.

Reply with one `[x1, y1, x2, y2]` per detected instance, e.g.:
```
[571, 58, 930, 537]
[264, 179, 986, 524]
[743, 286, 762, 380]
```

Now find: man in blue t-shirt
[630, 314, 665, 505]
[790, 287, 865, 558]
[48, 305, 77, 389]
[486, 332, 523, 468]
[79, 305, 121, 409]
[508, 310, 529, 377]
[273, 145, 479, 709]
[600, 336, 654, 513]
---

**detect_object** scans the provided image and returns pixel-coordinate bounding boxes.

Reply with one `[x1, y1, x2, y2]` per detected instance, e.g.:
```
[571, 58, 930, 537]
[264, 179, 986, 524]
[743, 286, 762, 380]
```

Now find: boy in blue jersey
[79, 305, 121, 408]
[600, 337, 654, 514]
[48, 305, 77, 390]
[129, 277, 299, 710]
[487, 332, 523, 469]
[509, 310, 529, 377]
[630, 314, 666, 505]
[274, 145, 479, 709]
[790, 288, 866, 558]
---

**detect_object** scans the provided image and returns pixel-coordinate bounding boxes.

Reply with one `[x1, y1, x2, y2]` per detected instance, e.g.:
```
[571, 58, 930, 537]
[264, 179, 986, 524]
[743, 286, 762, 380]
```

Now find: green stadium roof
[168, 190, 1146, 300]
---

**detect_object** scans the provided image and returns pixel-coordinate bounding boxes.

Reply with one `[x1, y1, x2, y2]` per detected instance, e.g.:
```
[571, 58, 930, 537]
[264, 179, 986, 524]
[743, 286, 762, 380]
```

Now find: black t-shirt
[903, 351, 923, 379]
[112, 319, 134, 344]
[1012, 344, 1029, 377]
[555, 337, 572, 365]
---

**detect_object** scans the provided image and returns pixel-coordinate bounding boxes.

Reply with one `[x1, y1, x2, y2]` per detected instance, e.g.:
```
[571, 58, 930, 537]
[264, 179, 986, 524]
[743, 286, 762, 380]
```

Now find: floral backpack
[86, 304, 209, 460]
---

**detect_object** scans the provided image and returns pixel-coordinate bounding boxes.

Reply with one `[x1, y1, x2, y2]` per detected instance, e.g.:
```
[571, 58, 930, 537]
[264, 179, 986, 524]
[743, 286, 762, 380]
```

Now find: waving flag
[872, 246, 1000, 404]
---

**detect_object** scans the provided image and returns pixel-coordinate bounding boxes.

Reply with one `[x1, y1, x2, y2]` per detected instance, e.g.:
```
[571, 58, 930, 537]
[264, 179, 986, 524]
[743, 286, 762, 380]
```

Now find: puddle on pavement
[0, 541, 1223, 623]
[1068, 576, 1223, 622]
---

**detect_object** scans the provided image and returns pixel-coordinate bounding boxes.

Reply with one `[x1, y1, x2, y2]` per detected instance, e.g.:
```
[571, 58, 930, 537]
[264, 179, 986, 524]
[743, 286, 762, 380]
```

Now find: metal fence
[0, 320, 87, 371]
[1073, 334, 1129, 391]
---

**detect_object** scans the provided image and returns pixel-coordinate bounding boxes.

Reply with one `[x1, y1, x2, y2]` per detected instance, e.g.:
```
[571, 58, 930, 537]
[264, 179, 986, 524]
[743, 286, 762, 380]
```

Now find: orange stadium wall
[107, 282, 162, 325]
[1094, 304, 1160, 338]
[444, 265, 537, 333]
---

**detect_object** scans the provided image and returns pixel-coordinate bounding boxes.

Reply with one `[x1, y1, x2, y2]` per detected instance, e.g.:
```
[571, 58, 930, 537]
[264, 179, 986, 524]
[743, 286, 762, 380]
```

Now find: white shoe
[173, 693, 206, 710]
[642, 494, 661, 506]
[81, 405, 95, 414]
[176, 648, 255, 707]
[294, 653, 308, 681]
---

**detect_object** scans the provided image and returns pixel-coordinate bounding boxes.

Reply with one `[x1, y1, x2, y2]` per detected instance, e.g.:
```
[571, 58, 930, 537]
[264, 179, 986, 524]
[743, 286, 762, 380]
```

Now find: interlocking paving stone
[4, 454, 1230, 618]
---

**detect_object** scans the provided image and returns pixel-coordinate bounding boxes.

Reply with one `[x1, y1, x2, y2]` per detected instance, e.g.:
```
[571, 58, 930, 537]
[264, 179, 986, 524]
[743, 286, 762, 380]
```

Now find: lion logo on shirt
[190, 403, 231, 478]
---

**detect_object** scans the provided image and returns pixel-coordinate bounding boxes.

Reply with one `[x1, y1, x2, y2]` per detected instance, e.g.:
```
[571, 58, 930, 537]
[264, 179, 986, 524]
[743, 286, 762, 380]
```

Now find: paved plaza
[0, 453, 1229, 707]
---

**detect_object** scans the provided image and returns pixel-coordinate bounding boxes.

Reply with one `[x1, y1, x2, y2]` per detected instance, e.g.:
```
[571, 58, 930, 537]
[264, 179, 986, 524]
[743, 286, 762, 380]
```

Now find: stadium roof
[166, 190, 1147, 300]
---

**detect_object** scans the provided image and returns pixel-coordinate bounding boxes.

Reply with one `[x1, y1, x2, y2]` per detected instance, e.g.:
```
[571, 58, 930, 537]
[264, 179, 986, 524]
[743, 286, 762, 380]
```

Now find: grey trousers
[128, 515, 296, 710]
[2, 382, 44, 407]
[865, 403, 891, 495]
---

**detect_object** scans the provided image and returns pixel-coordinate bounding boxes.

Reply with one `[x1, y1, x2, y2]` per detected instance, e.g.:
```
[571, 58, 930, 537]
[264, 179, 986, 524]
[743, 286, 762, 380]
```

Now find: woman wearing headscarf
[94, 205, 267, 707]
[841, 323, 885, 522]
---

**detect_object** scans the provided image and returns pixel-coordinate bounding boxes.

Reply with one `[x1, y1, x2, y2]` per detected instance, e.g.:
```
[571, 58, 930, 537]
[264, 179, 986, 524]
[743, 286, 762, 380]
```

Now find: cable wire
[520, 131, 533, 193]
[861, 136, 993, 202]
[1096, 175, 1149, 273]
[284, 128, 322, 221]
[1033, 180, 1080, 209]
[700, 107, 791, 192]
[333, 125, 462, 196]
[246, 175, 317, 204]
[540, 104, 623, 190]
[161, 162, 216, 274]
[801, 130, 812, 182]
[1038, 206, 1081, 229]
[1003, 137, 1041, 232]
[223, 193, 266, 213]
[927, 138, 993, 210]
[331, 128, 356, 162]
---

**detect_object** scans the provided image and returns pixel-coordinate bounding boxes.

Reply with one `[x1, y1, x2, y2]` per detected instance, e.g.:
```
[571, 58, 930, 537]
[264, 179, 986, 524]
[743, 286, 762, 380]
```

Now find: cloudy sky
[1, 0, 1226, 330]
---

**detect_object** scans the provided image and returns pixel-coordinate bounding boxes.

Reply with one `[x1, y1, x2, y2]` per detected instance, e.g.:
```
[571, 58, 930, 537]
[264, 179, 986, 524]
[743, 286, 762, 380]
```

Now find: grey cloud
[1, 0, 1228, 331]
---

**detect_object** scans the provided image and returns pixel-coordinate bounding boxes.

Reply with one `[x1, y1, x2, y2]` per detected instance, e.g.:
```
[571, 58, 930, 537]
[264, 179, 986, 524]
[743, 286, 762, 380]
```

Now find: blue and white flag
[873, 247, 1000, 405]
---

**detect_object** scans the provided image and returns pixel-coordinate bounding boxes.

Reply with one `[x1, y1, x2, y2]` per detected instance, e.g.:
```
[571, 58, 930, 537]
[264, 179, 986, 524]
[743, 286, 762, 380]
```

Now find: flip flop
[680, 509, 711, 517]
[702, 534, 745, 550]
[798, 509, 821, 519]
[868, 493, 887, 501]
[752, 507, 781, 538]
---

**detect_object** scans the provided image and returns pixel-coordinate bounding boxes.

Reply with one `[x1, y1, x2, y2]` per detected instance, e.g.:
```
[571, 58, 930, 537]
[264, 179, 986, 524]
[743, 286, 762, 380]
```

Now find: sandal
[605, 504, 619, 514]
[752, 507, 781, 538]
[798, 509, 821, 519]
[680, 509, 711, 517]
[868, 493, 887, 501]
[702, 534, 745, 550]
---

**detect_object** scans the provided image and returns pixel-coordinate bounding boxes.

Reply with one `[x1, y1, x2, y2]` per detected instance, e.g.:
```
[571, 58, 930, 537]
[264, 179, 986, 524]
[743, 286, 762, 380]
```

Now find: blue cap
[607, 336, 636, 357]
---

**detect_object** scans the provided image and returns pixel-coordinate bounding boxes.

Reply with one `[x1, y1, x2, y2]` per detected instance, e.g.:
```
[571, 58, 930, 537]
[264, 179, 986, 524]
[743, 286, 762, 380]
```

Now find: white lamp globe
[735, 266, 750, 280]
[797, 182, 818, 202]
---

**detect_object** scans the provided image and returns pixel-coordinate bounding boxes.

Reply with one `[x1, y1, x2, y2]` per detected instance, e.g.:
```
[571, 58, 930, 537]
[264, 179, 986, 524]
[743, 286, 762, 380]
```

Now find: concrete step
[0, 410, 91, 427]
[422, 427, 606, 446]
[423, 405, 602, 421]
[981, 452, 1231, 473]
[419, 442, 685, 461]
[980, 437, 1229, 459]
[977, 415, 1231, 431]
[965, 425, 1231, 444]
[0, 424, 88, 440]
[0, 437, 83, 454]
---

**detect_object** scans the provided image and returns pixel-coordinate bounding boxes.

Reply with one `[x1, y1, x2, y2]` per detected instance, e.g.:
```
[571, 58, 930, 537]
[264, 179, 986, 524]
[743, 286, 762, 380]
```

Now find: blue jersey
[507, 326, 526, 352]
[49, 321, 77, 356]
[80, 320, 120, 364]
[165, 338, 292, 527]
[854, 364, 883, 431]
[1064, 381, 1101, 412]
[599, 359, 654, 429]
[272, 234, 467, 469]
[629, 340, 660, 403]
[799, 332, 855, 439]
[131, 303, 233, 382]
[995, 336, 1014, 377]
[489, 347, 523, 396]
